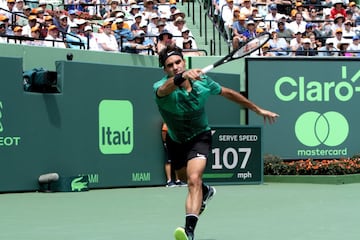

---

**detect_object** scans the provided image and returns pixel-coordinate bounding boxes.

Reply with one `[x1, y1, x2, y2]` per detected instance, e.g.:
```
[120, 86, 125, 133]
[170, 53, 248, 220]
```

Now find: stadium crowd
[0, 0, 201, 55]
[0, 0, 360, 56]
[213, 0, 360, 56]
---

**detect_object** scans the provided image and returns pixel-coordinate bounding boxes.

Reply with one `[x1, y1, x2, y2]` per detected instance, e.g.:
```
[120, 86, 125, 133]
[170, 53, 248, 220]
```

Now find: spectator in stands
[156, 29, 175, 53]
[169, 9, 185, 23]
[0, 0, 15, 25]
[345, 10, 355, 26]
[148, 13, 160, 36]
[182, 38, 202, 56]
[260, 43, 276, 56]
[13, 0, 24, 13]
[348, 2, 360, 23]
[0, 21, 7, 43]
[143, 0, 157, 22]
[103, 0, 120, 19]
[158, 0, 171, 19]
[52, 8, 62, 29]
[38, 0, 47, 11]
[337, 39, 352, 56]
[179, 27, 197, 49]
[114, 18, 133, 47]
[39, 15, 53, 39]
[33, 7, 45, 24]
[7, 25, 23, 43]
[243, 20, 257, 40]
[276, 21, 293, 42]
[127, 4, 142, 24]
[13, 0, 25, 26]
[289, 31, 303, 55]
[331, 13, 345, 34]
[265, 4, 284, 32]
[84, 25, 100, 50]
[343, 19, 355, 37]
[329, 28, 346, 48]
[346, 35, 360, 56]
[26, 26, 45, 46]
[288, 12, 307, 34]
[308, 7, 321, 22]
[22, 15, 37, 37]
[0, 15, 12, 35]
[17, 4, 30, 26]
[302, 23, 316, 38]
[138, 22, 156, 49]
[156, 20, 167, 36]
[130, 13, 143, 33]
[170, 16, 186, 37]
[318, 38, 339, 56]
[319, 9, 333, 37]
[98, 21, 119, 51]
[114, 11, 130, 30]
[221, 0, 235, 41]
[44, 25, 66, 48]
[240, 0, 255, 18]
[232, 13, 247, 49]
[67, 9, 78, 26]
[268, 30, 289, 55]
[295, 38, 317, 56]
[294, 2, 310, 21]
[330, 0, 347, 19]
[123, 30, 154, 54]
[66, 22, 87, 49]
[248, 8, 260, 21]
[309, 33, 321, 51]
[212, 0, 227, 24]
[256, 21, 267, 32]
[57, 15, 69, 37]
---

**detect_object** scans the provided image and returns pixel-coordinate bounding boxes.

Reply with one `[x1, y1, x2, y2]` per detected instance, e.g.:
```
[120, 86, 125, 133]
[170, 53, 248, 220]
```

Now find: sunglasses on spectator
[0, 25, 5, 28]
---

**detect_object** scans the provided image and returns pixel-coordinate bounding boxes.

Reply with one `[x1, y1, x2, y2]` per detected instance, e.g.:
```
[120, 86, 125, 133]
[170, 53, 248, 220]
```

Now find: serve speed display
[203, 126, 263, 184]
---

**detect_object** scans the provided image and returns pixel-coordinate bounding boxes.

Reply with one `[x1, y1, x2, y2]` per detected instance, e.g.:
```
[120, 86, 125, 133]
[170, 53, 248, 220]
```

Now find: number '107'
[211, 148, 251, 170]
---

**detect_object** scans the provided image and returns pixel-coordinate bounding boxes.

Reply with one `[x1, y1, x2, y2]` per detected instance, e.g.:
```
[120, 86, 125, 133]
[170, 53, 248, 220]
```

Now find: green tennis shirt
[154, 75, 222, 143]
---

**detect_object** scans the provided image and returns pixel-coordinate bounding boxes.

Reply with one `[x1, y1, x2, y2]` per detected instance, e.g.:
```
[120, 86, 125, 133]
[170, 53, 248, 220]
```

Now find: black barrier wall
[0, 57, 242, 192]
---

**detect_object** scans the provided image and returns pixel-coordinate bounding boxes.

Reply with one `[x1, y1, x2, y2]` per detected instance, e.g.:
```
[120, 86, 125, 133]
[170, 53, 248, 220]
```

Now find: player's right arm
[156, 76, 178, 98]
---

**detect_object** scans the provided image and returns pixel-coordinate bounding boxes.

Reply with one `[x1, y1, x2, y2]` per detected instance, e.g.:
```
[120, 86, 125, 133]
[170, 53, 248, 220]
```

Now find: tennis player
[153, 45, 279, 240]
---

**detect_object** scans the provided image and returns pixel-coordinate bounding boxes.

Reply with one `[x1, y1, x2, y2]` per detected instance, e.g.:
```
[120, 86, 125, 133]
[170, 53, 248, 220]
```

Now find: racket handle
[201, 65, 214, 74]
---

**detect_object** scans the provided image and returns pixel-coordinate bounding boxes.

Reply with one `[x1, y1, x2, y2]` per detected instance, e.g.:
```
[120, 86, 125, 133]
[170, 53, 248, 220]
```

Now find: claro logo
[295, 111, 349, 147]
[98, 100, 134, 154]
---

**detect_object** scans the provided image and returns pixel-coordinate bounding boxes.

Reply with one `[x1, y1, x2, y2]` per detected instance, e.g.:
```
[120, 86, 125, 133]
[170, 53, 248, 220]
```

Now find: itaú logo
[295, 111, 349, 147]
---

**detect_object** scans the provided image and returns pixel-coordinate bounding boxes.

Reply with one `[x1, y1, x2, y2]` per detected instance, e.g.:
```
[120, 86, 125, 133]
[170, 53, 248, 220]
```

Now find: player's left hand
[257, 109, 279, 124]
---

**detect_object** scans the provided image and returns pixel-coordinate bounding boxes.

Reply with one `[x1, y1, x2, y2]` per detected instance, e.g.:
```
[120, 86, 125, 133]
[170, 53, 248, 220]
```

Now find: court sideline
[1, 183, 359, 240]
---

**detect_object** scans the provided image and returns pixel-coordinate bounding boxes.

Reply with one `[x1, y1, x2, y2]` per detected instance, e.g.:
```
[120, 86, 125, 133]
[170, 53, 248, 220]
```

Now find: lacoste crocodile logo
[71, 176, 88, 192]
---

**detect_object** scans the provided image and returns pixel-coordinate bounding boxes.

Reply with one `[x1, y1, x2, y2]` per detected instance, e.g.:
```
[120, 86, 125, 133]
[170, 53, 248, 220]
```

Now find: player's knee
[187, 173, 202, 187]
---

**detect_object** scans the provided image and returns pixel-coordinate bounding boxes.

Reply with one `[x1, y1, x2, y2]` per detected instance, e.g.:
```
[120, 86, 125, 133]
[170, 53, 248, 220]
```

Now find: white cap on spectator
[84, 25, 92, 31]
[131, 4, 140, 9]
[134, 13, 142, 18]
[325, 38, 334, 45]
[139, 21, 148, 28]
[302, 38, 311, 44]
[74, 18, 86, 25]
[69, 22, 78, 28]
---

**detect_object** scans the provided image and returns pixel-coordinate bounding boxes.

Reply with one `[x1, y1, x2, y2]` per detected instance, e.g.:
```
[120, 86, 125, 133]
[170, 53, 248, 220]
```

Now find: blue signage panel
[247, 58, 360, 159]
[203, 126, 263, 184]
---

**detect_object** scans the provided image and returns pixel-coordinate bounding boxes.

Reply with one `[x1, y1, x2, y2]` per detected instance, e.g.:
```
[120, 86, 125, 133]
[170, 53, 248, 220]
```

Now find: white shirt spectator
[288, 13, 307, 34]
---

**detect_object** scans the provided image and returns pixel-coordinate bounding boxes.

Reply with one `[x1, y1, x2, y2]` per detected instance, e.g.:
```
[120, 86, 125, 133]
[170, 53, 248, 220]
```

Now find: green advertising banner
[203, 126, 263, 184]
[247, 58, 360, 160]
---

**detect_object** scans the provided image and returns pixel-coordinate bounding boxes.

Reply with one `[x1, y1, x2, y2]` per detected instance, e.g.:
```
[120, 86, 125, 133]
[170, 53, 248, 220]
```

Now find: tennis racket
[201, 32, 271, 74]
